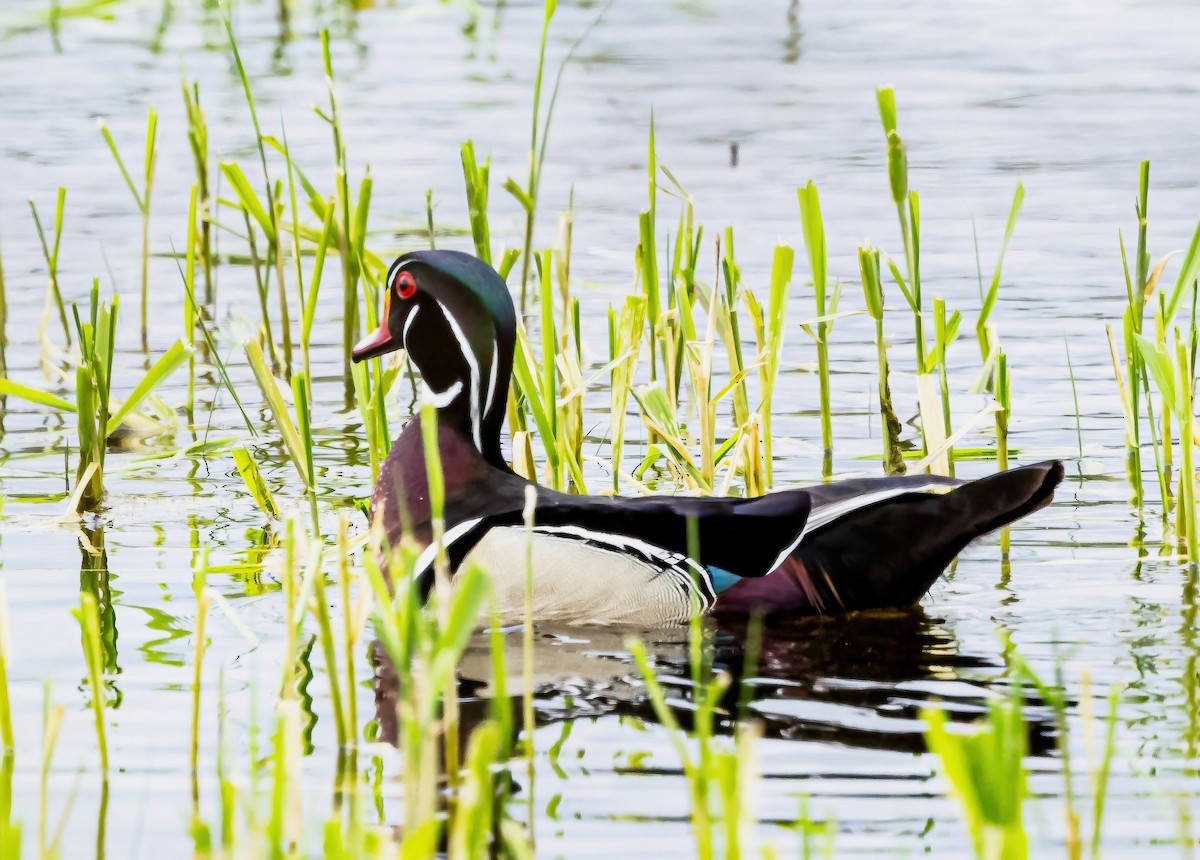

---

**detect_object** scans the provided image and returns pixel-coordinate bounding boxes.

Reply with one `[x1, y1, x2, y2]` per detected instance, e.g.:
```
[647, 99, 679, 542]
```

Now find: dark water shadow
[373, 607, 1056, 759]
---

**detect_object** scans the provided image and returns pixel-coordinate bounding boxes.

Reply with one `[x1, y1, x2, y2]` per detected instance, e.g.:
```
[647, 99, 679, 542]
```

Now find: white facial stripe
[421, 379, 464, 409]
[386, 259, 405, 290]
[412, 516, 485, 580]
[484, 338, 499, 416]
[401, 304, 420, 349]
[436, 298, 482, 451]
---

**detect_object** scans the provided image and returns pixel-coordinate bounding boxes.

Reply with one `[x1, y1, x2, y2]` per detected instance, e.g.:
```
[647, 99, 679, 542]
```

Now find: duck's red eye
[394, 270, 417, 300]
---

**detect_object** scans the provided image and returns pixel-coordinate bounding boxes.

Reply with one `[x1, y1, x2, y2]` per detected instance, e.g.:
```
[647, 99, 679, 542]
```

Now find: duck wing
[715, 460, 1064, 615]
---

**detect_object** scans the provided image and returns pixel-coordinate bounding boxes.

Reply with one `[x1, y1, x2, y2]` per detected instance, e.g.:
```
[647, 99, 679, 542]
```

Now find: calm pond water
[3, 0, 1200, 856]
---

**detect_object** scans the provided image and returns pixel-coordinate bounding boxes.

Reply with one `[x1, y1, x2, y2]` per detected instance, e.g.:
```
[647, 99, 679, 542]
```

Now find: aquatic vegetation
[0, 584, 12, 756]
[858, 243, 905, 475]
[925, 641, 1123, 860]
[98, 106, 157, 351]
[28, 188, 70, 350]
[924, 691, 1029, 860]
[1107, 162, 1200, 554]
[798, 180, 839, 478]
[0, 284, 190, 511]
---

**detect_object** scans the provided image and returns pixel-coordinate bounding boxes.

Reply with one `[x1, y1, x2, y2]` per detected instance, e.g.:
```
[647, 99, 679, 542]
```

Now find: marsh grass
[182, 80, 214, 303]
[507, 0, 557, 311]
[223, 13, 293, 376]
[28, 188, 71, 351]
[923, 639, 1124, 860]
[630, 631, 769, 859]
[859, 243, 905, 475]
[0, 583, 13, 756]
[0, 746, 16, 860]
[98, 106, 157, 351]
[974, 182, 1025, 384]
[1106, 162, 1200, 555]
[317, 29, 372, 376]
[875, 87, 960, 474]
[923, 690, 1029, 860]
[798, 181, 840, 478]
[0, 281, 192, 510]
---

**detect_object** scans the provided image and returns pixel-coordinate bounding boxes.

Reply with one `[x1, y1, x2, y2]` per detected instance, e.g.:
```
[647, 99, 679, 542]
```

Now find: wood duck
[353, 250, 1062, 626]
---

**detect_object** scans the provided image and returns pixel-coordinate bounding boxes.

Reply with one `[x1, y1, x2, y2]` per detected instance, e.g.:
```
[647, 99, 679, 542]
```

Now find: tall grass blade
[0, 583, 12, 754]
[923, 695, 1028, 860]
[98, 106, 157, 349]
[29, 190, 71, 348]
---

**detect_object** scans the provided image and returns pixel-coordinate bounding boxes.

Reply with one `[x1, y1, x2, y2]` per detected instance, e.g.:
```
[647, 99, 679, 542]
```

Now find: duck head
[352, 249, 516, 469]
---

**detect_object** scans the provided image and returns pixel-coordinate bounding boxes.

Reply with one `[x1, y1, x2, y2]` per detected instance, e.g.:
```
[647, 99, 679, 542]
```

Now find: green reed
[1083, 679, 1121, 860]
[630, 632, 768, 859]
[182, 79, 214, 303]
[28, 188, 71, 349]
[639, 115, 662, 383]
[223, 14, 294, 376]
[876, 86, 948, 466]
[996, 351, 1011, 474]
[859, 243, 905, 474]
[928, 295, 962, 475]
[71, 285, 116, 510]
[760, 244, 795, 489]
[1115, 163, 1153, 506]
[1005, 638, 1123, 860]
[609, 295, 646, 491]
[507, 0, 557, 311]
[461, 140, 493, 266]
[349, 264, 402, 482]
[283, 129, 338, 404]
[1137, 330, 1199, 561]
[876, 89, 923, 368]
[183, 184, 198, 416]
[719, 230, 763, 493]
[520, 485, 538, 848]
[98, 106, 157, 350]
[1112, 161, 1192, 510]
[798, 180, 840, 478]
[923, 689, 1028, 860]
[316, 29, 375, 376]
[461, 141, 521, 279]
[508, 246, 587, 492]
[1109, 162, 1200, 550]
[244, 337, 313, 495]
[0, 744, 15, 860]
[1064, 338, 1085, 462]
[0, 583, 12, 756]
[975, 182, 1025, 382]
[0, 282, 191, 510]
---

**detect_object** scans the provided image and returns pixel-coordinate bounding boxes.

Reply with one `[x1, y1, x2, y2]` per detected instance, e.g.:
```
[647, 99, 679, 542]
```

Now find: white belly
[457, 526, 709, 626]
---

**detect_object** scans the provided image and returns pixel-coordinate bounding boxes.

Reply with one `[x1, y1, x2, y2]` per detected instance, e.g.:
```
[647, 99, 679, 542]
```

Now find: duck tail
[715, 461, 1064, 615]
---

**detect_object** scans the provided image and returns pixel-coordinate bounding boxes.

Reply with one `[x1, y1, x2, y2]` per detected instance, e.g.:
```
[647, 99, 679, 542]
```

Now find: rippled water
[3, 0, 1200, 856]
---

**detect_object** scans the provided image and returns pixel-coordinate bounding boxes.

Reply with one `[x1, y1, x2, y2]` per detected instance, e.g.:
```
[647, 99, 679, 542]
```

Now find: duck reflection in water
[372, 608, 1055, 759]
